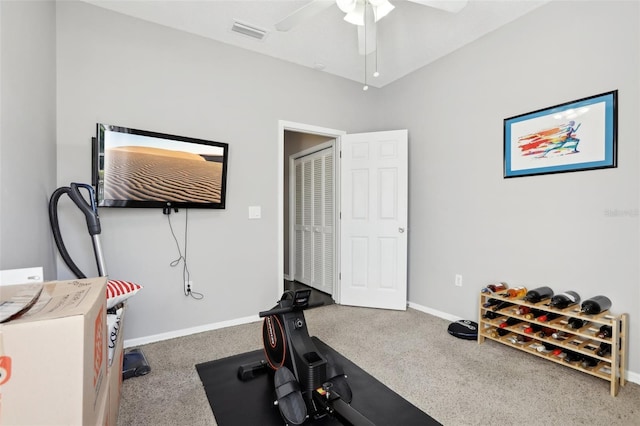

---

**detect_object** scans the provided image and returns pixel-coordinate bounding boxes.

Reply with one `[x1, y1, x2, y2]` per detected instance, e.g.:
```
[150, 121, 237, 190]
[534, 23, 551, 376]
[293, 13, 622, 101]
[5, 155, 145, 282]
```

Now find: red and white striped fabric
[106, 279, 142, 309]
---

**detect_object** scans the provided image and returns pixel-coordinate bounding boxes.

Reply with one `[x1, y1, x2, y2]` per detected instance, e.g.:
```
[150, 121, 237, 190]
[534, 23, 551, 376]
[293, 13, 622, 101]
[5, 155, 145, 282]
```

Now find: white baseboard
[126, 304, 451, 349]
[626, 371, 640, 385]
[408, 301, 463, 323]
[407, 302, 640, 386]
[123, 314, 260, 348]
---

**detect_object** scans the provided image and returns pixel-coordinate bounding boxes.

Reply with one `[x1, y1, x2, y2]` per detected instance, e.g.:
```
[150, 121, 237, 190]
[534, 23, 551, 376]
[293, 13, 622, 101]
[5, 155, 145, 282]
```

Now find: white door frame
[277, 120, 346, 302]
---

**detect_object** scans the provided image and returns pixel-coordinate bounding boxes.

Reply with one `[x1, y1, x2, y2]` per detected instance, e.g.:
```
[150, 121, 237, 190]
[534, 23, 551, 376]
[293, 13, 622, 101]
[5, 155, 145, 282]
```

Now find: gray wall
[1, 0, 638, 378]
[54, 1, 375, 341]
[0, 0, 57, 279]
[379, 0, 639, 374]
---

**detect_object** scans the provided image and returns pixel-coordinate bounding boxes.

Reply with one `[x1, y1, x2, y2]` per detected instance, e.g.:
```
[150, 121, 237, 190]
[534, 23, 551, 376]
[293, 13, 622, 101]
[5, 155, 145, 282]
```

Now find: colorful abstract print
[517, 121, 581, 159]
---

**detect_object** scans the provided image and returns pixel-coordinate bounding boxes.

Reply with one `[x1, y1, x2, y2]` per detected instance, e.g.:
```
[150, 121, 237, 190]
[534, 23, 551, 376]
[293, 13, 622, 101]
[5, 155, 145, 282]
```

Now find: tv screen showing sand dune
[93, 123, 229, 209]
[103, 146, 224, 203]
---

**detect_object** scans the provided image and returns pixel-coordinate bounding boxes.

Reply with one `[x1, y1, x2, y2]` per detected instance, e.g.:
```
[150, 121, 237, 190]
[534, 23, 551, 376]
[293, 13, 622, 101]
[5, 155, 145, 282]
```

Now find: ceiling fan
[275, 0, 469, 55]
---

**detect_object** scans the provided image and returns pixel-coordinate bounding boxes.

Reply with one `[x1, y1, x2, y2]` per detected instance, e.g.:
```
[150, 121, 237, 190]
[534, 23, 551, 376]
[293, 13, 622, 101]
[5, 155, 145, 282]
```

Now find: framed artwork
[504, 90, 617, 178]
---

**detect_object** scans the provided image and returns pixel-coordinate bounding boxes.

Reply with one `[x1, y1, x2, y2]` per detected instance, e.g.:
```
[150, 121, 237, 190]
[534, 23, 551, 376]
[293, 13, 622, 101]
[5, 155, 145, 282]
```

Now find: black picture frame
[504, 90, 617, 178]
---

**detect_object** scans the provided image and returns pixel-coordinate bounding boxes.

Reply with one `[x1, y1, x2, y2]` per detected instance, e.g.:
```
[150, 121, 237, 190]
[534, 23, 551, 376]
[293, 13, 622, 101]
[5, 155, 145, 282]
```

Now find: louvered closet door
[294, 148, 334, 295]
[295, 159, 313, 285]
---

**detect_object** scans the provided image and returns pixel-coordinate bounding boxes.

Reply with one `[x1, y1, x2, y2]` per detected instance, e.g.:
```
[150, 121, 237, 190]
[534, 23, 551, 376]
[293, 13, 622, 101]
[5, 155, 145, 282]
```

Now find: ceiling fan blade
[406, 0, 468, 13]
[275, 0, 334, 31]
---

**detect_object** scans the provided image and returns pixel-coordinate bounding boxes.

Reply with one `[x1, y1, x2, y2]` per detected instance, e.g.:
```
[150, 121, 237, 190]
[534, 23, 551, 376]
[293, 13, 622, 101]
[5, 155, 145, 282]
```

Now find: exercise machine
[238, 289, 375, 426]
[49, 182, 150, 378]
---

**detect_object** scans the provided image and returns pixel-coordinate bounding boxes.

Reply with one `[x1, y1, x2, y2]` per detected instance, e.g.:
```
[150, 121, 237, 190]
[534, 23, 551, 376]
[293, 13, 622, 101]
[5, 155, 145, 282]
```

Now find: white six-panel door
[339, 130, 408, 310]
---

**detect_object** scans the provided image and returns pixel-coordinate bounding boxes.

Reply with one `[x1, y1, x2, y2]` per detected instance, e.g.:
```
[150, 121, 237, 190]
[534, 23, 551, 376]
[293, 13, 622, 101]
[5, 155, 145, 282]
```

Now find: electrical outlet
[455, 274, 463, 287]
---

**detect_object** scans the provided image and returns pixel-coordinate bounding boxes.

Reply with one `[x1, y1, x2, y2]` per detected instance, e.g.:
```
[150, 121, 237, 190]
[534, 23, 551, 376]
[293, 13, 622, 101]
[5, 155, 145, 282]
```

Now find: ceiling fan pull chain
[363, 0, 369, 90]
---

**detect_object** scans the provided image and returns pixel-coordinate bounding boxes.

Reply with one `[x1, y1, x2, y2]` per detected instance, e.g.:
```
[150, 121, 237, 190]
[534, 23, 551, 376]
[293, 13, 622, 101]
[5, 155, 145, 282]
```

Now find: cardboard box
[95, 380, 109, 426]
[0, 277, 108, 425]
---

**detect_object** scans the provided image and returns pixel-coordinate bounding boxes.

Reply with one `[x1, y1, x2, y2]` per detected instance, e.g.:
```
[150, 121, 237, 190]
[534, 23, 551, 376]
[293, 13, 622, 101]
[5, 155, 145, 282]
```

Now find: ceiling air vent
[231, 21, 267, 40]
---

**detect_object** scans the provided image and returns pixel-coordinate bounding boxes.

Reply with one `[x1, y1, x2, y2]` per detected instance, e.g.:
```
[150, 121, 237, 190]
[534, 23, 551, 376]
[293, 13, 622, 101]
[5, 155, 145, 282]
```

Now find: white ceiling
[82, 0, 551, 88]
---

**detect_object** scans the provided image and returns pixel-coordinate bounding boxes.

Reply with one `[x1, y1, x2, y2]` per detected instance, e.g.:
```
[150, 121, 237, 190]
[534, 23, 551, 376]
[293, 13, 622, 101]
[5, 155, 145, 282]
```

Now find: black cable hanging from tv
[167, 209, 204, 300]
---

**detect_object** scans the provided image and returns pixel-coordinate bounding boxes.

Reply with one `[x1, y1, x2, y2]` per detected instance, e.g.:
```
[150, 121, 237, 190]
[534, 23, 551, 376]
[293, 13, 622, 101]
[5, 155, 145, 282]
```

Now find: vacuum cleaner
[49, 182, 150, 379]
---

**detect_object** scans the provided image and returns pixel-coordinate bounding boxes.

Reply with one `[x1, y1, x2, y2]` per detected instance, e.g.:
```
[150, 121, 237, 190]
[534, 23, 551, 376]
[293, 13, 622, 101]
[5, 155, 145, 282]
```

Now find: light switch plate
[248, 205, 261, 219]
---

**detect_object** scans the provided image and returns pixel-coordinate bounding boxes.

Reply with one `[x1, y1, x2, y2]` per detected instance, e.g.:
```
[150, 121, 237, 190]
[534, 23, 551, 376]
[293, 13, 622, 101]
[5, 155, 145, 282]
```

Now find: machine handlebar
[259, 300, 324, 318]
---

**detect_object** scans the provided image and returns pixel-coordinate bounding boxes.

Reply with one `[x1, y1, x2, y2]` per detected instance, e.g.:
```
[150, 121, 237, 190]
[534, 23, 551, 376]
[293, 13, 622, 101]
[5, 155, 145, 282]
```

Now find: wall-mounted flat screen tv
[94, 123, 229, 209]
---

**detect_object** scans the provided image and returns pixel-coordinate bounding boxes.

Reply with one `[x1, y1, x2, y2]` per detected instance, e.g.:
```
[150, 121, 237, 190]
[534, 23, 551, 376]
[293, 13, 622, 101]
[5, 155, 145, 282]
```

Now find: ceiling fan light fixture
[336, 0, 357, 14]
[340, 0, 394, 26]
[371, 0, 394, 22]
[344, 2, 365, 25]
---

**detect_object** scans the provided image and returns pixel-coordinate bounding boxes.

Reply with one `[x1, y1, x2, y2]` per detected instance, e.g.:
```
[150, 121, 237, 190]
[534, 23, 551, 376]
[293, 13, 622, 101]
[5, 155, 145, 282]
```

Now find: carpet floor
[117, 304, 640, 425]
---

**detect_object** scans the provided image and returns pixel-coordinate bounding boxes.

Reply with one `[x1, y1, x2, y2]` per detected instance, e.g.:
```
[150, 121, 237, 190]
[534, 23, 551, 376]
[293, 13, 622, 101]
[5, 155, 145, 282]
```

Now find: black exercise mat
[195, 337, 441, 426]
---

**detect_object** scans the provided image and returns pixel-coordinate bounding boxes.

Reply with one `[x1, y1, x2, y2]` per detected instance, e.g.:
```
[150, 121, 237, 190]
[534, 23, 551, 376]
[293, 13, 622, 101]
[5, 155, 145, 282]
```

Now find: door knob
[399, 227, 405, 233]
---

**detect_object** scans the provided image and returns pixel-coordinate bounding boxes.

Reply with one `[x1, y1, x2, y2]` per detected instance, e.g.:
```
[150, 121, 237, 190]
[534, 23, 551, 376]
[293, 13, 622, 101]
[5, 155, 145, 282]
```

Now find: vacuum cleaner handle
[68, 182, 101, 236]
[49, 183, 107, 279]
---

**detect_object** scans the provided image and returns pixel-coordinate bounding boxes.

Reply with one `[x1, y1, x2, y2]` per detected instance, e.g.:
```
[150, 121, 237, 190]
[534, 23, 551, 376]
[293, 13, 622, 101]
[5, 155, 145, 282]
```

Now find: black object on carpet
[195, 337, 441, 426]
